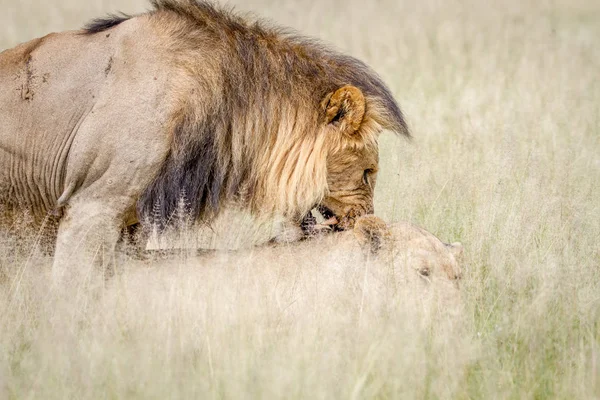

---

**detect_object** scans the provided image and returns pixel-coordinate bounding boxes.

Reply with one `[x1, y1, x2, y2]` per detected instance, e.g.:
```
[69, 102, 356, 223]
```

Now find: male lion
[0, 0, 408, 276]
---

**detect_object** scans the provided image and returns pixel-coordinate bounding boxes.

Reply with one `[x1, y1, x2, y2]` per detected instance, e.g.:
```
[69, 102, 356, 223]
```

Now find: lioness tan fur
[132, 215, 462, 314]
[0, 0, 408, 277]
[186, 215, 462, 288]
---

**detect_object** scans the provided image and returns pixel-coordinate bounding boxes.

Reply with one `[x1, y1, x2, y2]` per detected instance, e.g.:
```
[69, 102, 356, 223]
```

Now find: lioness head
[353, 216, 463, 281]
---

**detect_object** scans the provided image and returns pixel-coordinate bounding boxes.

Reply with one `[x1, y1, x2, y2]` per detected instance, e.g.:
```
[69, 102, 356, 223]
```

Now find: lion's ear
[323, 85, 366, 135]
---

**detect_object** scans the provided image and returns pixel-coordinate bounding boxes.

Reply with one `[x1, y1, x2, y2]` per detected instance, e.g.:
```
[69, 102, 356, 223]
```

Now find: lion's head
[318, 85, 382, 231]
[294, 82, 407, 235]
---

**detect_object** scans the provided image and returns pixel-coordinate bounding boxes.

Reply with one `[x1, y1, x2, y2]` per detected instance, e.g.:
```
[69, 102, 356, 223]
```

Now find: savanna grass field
[1, 0, 599, 398]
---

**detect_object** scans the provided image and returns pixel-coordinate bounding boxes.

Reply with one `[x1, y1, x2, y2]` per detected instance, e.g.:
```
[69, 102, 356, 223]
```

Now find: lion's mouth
[300, 205, 340, 237]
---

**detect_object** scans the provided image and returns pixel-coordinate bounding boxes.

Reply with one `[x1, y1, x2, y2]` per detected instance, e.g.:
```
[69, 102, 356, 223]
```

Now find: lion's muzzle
[301, 203, 373, 237]
[335, 204, 374, 231]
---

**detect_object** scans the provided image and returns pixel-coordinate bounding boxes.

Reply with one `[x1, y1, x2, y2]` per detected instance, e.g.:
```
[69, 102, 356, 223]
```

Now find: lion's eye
[363, 169, 372, 186]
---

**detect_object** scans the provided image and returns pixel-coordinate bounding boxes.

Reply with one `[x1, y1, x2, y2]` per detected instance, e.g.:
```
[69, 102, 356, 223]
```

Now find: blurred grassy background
[1, 0, 599, 398]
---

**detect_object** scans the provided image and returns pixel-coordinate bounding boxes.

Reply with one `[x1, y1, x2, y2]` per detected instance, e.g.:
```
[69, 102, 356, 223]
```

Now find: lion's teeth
[321, 217, 338, 226]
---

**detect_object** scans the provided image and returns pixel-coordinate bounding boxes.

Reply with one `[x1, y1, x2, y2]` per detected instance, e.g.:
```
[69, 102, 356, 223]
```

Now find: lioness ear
[323, 85, 366, 135]
[447, 242, 464, 263]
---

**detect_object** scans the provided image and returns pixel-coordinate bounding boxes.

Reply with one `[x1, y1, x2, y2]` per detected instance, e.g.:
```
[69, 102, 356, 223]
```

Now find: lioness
[191, 215, 463, 285]
[0, 0, 408, 276]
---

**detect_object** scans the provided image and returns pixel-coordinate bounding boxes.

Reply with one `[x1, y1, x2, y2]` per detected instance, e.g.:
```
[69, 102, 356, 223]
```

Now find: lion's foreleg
[116, 222, 150, 260]
[52, 199, 126, 284]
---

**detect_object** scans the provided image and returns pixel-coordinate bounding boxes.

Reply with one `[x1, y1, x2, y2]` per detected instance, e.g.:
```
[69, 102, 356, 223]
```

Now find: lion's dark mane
[84, 14, 132, 34]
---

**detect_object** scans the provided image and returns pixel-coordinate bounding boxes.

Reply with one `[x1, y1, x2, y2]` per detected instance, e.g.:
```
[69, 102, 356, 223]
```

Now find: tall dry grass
[1, 0, 599, 398]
